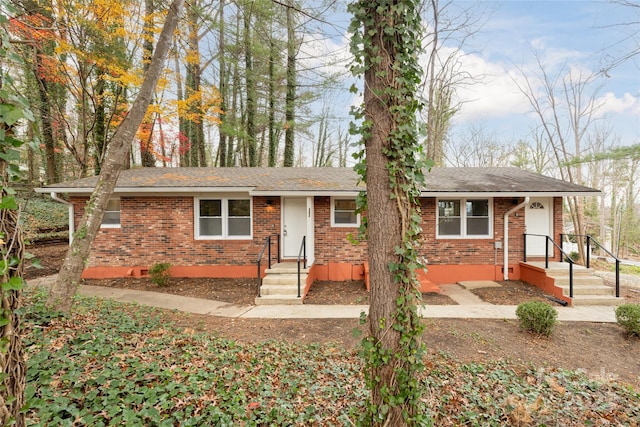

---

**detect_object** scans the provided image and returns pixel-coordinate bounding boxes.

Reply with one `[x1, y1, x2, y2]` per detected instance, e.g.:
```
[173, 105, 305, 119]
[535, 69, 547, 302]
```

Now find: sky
[308, 0, 640, 157]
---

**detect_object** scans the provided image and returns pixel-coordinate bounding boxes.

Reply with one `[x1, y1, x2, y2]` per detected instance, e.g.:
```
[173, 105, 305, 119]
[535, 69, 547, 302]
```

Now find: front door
[282, 197, 307, 258]
[525, 197, 552, 257]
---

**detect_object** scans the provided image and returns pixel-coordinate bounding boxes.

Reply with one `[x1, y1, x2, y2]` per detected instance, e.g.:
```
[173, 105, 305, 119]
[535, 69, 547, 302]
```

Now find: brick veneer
[72, 196, 281, 270]
[72, 195, 563, 283]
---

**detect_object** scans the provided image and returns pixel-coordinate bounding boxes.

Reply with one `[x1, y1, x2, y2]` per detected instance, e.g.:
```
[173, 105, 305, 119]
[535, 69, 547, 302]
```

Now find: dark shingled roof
[39, 167, 599, 195]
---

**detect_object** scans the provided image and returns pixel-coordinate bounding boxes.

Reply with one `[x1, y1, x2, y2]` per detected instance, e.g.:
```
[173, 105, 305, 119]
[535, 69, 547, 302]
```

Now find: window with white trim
[101, 198, 121, 228]
[195, 197, 252, 239]
[437, 198, 491, 238]
[331, 197, 360, 227]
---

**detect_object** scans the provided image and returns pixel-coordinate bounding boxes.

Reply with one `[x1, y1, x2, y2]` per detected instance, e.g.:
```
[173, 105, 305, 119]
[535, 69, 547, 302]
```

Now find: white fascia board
[420, 191, 602, 198]
[35, 186, 256, 195]
[249, 190, 362, 197]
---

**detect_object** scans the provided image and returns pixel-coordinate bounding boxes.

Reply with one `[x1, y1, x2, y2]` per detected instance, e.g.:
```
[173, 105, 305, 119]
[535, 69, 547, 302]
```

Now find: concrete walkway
[27, 276, 620, 322]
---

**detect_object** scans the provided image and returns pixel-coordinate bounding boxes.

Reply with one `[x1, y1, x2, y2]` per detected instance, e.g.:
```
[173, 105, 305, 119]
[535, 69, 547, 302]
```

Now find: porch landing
[520, 261, 624, 306]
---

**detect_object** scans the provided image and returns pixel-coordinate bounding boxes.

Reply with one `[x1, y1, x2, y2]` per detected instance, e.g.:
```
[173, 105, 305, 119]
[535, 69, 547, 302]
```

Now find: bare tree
[422, 0, 486, 165]
[513, 54, 604, 262]
[47, 0, 185, 312]
[445, 125, 514, 167]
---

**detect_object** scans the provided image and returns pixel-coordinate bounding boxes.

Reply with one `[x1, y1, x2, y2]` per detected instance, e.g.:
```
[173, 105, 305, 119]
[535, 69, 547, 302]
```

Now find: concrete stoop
[545, 266, 624, 306]
[255, 263, 308, 306]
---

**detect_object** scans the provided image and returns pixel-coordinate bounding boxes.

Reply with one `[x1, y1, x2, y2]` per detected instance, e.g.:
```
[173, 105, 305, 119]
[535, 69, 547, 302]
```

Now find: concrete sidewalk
[27, 276, 619, 322]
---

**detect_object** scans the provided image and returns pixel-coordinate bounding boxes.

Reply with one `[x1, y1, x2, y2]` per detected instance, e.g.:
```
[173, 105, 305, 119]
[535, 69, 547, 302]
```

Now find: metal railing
[297, 236, 307, 298]
[560, 233, 621, 298]
[523, 233, 575, 298]
[256, 234, 280, 298]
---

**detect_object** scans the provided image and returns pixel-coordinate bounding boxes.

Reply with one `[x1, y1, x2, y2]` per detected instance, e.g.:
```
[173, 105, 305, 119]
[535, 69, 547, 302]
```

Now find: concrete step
[551, 275, 605, 287]
[259, 284, 301, 296]
[265, 263, 310, 275]
[558, 284, 616, 296]
[261, 274, 308, 286]
[545, 268, 597, 278]
[570, 295, 625, 306]
[254, 294, 303, 305]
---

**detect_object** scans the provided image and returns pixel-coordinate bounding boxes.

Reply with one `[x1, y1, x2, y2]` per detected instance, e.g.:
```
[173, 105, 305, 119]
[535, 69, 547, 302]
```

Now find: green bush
[615, 304, 640, 337]
[149, 262, 172, 287]
[516, 301, 558, 336]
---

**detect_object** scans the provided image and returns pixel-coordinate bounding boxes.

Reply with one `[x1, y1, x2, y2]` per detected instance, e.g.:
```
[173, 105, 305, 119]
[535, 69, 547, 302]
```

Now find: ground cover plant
[18, 196, 68, 243]
[22, 289, 640, 426]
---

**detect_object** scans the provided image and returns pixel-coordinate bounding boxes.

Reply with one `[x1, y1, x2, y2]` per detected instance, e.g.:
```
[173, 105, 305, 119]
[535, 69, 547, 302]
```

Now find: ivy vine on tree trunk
[349, 0, 431, 425]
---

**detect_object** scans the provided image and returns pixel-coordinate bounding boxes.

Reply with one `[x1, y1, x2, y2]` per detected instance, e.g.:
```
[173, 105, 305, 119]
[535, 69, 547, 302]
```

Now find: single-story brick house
[38, 167, 599, 296]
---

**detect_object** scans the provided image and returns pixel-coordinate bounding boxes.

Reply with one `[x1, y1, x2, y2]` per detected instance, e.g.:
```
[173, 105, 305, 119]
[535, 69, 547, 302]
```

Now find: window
[437, 198, 491, 238]
[101, 198, 121, 228]
[196, 197, 251, 239]
[331, 198, 360, 227]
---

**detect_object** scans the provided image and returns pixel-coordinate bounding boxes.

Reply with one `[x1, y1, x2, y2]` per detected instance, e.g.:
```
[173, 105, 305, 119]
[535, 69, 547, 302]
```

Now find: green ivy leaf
[2, 276, 24, 291]
[0, 196, 18, 210]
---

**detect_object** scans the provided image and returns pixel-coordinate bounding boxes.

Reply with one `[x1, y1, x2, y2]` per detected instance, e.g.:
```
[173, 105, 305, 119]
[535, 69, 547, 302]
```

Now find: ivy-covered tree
[349, 0, 430, 425]
[0, 3, 34, 422]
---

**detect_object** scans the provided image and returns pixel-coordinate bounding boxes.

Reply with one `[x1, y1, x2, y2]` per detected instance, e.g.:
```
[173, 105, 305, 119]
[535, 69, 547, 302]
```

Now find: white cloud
[596, 92, 640, 116]
[439, 50, 531, 123]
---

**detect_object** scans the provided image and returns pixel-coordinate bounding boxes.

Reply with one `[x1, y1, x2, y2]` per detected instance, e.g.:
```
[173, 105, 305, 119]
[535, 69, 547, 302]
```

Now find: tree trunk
[268, 35, 277, 167]
[350, 0, 427, 423]
[244, 7, 257, 166]
[140, 0, 157, 167]
[0, 64, 26, 423]
[46, 0, 185, 312]
[283, 0, 295, 167]
[94, 74, 107, 175]
[217, 0, 228, 167]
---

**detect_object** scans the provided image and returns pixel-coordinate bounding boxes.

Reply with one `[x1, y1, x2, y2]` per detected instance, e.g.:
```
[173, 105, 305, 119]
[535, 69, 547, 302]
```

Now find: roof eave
[420, 191, 603, 197]
[36, 186, 257, 194]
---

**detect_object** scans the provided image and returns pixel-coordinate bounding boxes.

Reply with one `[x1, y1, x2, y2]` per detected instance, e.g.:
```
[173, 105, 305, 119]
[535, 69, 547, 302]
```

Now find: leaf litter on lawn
[23, 288, 640, 426]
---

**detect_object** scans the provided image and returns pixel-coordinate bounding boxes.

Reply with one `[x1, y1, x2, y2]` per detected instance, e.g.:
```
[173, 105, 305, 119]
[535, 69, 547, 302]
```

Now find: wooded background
[5, 0, 640, 258]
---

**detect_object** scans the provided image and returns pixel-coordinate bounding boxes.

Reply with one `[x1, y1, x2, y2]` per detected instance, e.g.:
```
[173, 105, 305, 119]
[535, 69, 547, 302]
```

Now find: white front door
[282, 197, 307, 258]
[525, 197, 552, 257]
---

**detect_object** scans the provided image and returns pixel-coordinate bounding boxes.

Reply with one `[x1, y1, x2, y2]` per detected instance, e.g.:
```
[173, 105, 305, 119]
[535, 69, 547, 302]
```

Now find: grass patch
[22, 289, 640, 426]
[619, 264, 640, 275]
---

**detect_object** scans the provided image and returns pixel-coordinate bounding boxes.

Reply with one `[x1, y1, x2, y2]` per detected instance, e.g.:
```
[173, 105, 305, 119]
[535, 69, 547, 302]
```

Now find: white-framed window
[195, 197, 252, 239]
[437, 198, 491, 238]
[331, 197, 360, 227]
[101, 198, 121, 228]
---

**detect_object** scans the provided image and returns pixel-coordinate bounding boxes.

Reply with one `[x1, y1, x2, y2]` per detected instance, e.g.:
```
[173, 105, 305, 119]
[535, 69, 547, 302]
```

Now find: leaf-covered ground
[23, 289, 639, 426]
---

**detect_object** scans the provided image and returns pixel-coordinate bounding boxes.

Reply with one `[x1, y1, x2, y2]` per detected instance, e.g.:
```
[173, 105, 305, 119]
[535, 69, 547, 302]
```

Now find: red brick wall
[418, 198, 526, 266]
[312, 196, 367, 264]
[71, 195, 281, 268]
[71, 195, 562, 278]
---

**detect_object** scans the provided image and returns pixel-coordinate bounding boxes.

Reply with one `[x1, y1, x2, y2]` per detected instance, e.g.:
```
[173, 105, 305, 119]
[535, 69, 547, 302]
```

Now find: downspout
[50, 192, 74, 244]
[503, 196, 529, 281]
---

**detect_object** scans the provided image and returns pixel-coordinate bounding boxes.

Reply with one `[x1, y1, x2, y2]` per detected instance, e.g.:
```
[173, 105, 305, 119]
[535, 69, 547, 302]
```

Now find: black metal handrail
[560, 233, 621, 298]
[523, 233, 575, 298]
[296, 236, 307, 298]
[256, 234, 280, 298]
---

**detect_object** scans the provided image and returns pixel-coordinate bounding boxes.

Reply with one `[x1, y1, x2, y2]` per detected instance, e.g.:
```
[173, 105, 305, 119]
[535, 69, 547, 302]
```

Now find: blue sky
[445, 0, 639, 147]
[309, 0, 639, 155]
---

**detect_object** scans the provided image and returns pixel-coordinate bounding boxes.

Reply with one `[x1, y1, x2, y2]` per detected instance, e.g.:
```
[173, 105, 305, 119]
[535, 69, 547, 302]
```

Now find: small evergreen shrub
[615, 304, 640, 337]
[516, 301, 558, 336]
[149, 262, 172, 287]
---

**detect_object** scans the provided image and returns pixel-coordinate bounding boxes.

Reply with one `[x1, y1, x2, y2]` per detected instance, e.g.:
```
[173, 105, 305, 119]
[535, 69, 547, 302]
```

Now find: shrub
[615, 304, 640, 337]
[516, 301, 558, 336]
[149, 262, 172, 287]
